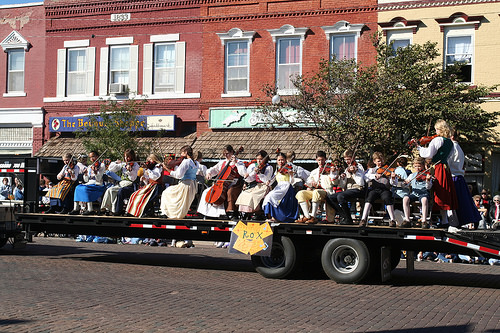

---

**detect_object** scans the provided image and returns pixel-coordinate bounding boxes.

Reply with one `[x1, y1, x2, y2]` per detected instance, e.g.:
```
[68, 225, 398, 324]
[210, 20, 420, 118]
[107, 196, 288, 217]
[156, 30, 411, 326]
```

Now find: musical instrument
[409, 134, 438, 147]
[165, 154, 185, 171]
[376, 165, 395, 177]
[415, 171, 431, 182]
[254, 154, 271, 174]
[91, 149, 108, 173]
[205, 146, 244, 205]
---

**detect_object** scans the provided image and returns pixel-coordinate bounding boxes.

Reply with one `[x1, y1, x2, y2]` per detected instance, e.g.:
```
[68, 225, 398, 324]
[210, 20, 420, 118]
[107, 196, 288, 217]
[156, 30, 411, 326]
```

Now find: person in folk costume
[286, 151, 310, 192]
[262, 152, 299, 222]
[400, 157, 433, 228]
[416, 119, 459, 232]
[75, 154, 88, 183]
[126, 154, 163, 217]
[100, 149, 140, 216]
[359, 151, 399, 227]
[295, 150, 336, 224]
[159, 146, 200, 219]
[70, 151, 106, 215]
[45, 153, 80, 214]
[197, 145, 246, 220]
[448, 129, 481, 229]
[326, 150, 366, 225]
[236, 150, 274, 220]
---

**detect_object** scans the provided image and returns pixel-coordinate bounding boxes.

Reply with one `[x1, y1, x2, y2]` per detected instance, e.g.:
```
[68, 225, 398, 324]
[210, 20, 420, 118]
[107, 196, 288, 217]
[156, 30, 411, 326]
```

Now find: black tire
[321, 238, 370, 284]
[251, 236, 301, 279]
[0, 237, 8, 249]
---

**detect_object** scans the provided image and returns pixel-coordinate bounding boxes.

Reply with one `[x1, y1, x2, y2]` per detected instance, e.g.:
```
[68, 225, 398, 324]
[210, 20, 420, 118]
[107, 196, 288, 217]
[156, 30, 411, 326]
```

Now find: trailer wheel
[321, 238, 370, 284]
[0, 237, 7, 249]
[251, 236, 300, 279]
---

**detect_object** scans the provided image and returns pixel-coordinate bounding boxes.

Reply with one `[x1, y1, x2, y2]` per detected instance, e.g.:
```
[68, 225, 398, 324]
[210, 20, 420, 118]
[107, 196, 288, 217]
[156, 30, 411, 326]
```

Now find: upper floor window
[268, 25, 308, 94]
[1, 30, 29, 97]
[143, 34, 185, 96]
[67, 48, 87, 96]
[277, 38, 301, 91]
[56, 40, 95, 98]
[323, 21, 364, 61]
[154, 43, 176, 92]
[444, 28, 473, 83]
[100, 37, 138, 96]
[379, 18, 421, 55]
[436, 13, 483, 84]
[109, 46, 130, 85]
[7, 49, 24, 93]
[217, 28, 255, 97]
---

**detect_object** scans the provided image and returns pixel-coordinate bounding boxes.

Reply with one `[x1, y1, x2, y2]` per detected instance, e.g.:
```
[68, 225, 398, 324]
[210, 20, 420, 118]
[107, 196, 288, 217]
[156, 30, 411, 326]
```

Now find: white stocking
[361, 202, 372, 221]
[299, 202, 310, 218]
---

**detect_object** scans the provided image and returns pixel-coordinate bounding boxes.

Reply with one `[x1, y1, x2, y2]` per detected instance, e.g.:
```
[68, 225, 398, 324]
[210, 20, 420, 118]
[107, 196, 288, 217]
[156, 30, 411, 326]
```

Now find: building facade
[0, 2, 45, 155]
[378, 0, 500, 193]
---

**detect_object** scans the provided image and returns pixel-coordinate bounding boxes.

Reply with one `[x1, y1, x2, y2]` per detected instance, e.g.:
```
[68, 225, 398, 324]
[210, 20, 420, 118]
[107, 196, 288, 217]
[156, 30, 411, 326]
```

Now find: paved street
[0, 237, 499, 333]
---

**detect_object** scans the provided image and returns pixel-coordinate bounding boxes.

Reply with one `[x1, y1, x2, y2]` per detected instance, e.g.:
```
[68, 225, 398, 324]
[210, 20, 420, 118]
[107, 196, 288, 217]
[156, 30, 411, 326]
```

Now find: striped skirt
[126, 183, 158, 217]
[45, 179, 73, 201]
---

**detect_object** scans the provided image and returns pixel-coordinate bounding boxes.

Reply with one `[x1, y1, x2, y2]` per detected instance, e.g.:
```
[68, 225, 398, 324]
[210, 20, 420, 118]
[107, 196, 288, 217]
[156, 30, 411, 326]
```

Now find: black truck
[5, 156, 500, 284]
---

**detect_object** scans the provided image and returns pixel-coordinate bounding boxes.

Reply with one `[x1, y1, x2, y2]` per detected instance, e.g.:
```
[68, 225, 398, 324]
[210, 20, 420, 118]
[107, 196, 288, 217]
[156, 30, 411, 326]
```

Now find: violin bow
[405, 161, 439, 184]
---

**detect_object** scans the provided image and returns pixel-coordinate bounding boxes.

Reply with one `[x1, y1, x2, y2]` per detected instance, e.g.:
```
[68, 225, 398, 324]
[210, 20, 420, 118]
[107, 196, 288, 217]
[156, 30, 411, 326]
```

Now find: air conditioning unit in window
[109, 83, 128, 94]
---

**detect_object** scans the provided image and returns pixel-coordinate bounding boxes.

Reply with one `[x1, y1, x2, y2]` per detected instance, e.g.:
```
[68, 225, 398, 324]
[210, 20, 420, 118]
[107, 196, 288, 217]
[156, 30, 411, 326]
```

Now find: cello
[205, 146, 244, 205]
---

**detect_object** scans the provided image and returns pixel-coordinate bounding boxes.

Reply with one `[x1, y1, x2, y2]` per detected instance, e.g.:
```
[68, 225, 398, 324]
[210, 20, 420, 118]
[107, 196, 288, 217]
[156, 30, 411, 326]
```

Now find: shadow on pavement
[1, 241, 256, 273]
[0, 319, 34, 326]
[390, 267, 500, 289]
[366, 324, 500, 333]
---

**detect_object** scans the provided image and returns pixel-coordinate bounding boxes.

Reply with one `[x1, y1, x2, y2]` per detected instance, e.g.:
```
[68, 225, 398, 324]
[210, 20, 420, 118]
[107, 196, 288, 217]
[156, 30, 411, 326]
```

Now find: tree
[76, 98, 150, 160]
[259, 35, 499, 160]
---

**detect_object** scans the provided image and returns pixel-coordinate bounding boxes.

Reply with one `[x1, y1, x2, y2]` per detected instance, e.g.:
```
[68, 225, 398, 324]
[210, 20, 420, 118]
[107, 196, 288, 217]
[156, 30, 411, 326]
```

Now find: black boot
[339, 204, 353, 225]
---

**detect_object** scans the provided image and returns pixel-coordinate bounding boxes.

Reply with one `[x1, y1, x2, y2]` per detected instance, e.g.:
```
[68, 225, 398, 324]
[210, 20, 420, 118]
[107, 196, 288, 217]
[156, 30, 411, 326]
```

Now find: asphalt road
[0, 237, 499, 332]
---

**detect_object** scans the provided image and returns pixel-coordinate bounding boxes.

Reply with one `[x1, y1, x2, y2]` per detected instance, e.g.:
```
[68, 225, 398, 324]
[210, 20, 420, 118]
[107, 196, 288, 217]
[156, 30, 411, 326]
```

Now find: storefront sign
[209, 107, 313, 129]
[49, 115, 175, 132]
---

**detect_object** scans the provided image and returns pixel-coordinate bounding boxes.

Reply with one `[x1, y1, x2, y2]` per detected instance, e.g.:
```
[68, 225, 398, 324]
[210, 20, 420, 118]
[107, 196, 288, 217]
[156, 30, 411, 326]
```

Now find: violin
[205, 146, 244, 205]
[415, 171, 431, 182]
[165, 154, 184, 170]
[376, 165, 395, 177]
[409, 135, 438, 147]
[277, 163, 293, 175]
[255, 154, 270, 174]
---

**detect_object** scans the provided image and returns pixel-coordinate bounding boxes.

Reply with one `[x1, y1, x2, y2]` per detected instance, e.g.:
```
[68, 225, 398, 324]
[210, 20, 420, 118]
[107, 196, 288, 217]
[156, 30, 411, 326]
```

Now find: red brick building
[0, 2, 45, 155]
[7, 0, 378, 160]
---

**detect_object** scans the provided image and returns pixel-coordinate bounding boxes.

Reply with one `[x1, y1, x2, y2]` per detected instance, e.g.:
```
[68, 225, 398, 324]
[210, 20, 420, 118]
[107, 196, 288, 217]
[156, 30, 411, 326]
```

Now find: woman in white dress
[236, 150, 273, 219]
[160, 146, 198, 219]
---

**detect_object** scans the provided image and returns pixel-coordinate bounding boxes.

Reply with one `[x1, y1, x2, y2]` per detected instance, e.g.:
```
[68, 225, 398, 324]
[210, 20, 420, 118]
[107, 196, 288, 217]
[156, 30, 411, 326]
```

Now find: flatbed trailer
[5, 155, 500, 284]
[15, 212, 500, 284]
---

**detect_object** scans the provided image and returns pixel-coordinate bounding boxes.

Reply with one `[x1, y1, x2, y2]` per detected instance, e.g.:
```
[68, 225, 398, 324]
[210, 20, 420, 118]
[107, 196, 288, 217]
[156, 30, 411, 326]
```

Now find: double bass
[205, 147, 244, 206]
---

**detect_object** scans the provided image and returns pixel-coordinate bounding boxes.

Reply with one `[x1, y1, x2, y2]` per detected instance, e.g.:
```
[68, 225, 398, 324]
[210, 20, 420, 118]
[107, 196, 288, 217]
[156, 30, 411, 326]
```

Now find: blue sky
[0, 0, 41, 5]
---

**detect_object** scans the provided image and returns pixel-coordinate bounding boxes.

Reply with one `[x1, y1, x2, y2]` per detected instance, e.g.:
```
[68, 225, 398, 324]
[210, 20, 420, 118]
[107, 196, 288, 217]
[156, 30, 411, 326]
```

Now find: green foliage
[76, 98, 149, 160]
[259, 34, 499, 159]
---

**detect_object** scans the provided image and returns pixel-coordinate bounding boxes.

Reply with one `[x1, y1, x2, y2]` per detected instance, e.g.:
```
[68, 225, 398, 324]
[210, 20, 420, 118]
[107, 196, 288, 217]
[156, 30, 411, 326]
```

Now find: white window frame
[142, 34, 197, 99]
[217, 28, 255, 97]
[1, 30, 29, 97]
[6, 49, 25, 94]
[53, 40, 96, 99]
[268, 25, 308, 95]
[322, 21, 364, 61]
[66, 48, 88, 96]
[443, 22, 475, 84]
[385, 24, 413, 53]
[99, 36, 138, 97]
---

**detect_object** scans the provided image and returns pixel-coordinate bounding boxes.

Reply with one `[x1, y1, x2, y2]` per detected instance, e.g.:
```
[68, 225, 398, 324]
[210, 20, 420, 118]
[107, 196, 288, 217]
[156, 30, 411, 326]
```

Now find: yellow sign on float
[230, 221, 273, 256]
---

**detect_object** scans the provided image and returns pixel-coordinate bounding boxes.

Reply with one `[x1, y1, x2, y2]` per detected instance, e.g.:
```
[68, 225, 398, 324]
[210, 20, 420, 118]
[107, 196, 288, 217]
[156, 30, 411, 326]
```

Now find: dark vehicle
[8, 156, 500, 284]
